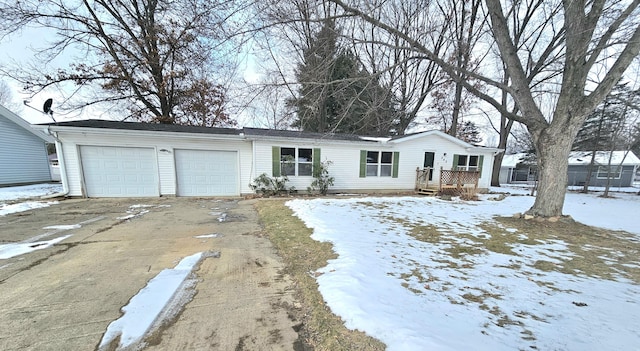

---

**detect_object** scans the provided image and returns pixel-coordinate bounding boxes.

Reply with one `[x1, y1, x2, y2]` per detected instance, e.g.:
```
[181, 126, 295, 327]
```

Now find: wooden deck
[415, 167, 480, 196]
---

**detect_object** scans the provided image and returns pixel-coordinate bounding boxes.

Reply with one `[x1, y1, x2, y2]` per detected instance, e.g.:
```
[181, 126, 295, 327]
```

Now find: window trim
[359, 150, 399, 178]
[596, 165, 622, 179]
[272, 146, 320, 177]
[453, 154, 484, 176]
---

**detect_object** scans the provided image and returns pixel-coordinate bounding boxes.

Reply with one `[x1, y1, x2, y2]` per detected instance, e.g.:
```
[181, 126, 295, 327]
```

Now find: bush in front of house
[249, 173, 295, 197]
[308, 161, 335, 196]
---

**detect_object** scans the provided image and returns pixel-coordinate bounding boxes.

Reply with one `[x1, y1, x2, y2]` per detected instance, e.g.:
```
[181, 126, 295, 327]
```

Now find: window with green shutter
[273, 146, 319, 177]
[453, 154, 482, 174]
[360, 150, 398, 177]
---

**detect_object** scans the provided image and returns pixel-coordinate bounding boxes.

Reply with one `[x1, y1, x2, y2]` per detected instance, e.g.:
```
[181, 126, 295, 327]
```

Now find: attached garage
[80, 145, 159, 197]
[175, 149, 238, 196]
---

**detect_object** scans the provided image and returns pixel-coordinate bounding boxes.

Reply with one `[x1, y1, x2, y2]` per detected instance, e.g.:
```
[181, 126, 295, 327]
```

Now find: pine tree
[454, 121, 482, 144]
[290, 20, 397, 135]
[573, 82, 637, 192]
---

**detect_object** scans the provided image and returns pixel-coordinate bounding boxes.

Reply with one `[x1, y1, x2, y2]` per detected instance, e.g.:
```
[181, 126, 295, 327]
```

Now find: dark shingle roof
[242, 127, 368, 142]
[44, 120, 381, 143]
[44, 119, 242, 135]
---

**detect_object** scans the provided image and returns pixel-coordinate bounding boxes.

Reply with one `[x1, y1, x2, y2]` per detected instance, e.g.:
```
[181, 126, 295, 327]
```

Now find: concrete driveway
[0, 197, 300, 350]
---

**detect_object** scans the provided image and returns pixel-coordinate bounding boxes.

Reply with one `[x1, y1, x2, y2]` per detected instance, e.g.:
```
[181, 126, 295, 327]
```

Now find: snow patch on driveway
[0, 235, 72, 259]
[98, 251, 218, 350]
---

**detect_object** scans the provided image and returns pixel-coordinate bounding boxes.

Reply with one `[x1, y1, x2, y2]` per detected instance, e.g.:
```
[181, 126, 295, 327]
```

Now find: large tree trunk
[527, 127, 575, 217]
[491, 152, 505, 186]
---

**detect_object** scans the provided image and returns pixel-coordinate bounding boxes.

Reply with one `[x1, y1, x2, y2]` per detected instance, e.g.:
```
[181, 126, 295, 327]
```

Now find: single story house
[500, 151, 640, 187]
[35, 120, 502, 198]
[0, 104, 54, 186]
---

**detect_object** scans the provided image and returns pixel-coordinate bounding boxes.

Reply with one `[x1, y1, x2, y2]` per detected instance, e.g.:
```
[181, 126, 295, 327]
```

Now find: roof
[41, 119, 505, 151]
[391, 129, 503, 152]
[502, 151, 640, 168]
[568, 151, 640, 166]
[44, 119, 242, 136]
[243, 127, 367, 142]
[0, 104, 54, 142]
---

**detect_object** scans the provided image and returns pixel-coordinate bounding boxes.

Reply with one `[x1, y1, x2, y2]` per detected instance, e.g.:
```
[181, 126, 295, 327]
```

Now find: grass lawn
[255, 199, 386, 351]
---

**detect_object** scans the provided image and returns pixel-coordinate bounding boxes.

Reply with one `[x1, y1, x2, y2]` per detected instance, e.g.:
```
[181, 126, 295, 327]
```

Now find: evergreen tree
[572, 83, 631, 152]
[290, 20, 397, 136]
[453, 121, 482, 144]
[572, 82, 639, 192]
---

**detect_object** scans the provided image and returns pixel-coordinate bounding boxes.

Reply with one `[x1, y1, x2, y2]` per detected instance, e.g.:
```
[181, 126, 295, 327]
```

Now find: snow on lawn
[0, 183, 63, 216]
[0, 183, 62, 201]
[287, 192, 640, 350]
[0, 201, 59, 216]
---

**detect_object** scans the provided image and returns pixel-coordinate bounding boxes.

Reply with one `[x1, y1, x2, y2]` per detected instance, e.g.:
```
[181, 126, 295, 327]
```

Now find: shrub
[459, 186, 479, 201]
[249, 173, 295, 197]
[308, 161, 335, 195]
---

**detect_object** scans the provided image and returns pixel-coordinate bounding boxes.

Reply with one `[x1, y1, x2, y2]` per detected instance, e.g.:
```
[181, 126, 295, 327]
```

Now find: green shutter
[392, 152, 400, 178]
[478, 155, 484, 177]
[272, 146, 281, 177]
[452, 154, 459, 170]
[312, 148, 321, 177]
[359, 150, 367, 178]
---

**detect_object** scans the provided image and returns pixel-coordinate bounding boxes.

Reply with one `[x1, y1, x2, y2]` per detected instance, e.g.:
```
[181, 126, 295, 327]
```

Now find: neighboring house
[500, 151, 640, 187]
[37, 120, 502, 198]
[48, 153, 61, 181]
[0, 104, 53, 186]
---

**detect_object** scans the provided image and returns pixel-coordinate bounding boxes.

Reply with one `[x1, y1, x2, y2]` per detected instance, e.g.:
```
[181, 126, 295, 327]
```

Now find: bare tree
[428, 0, 487, 137]
[251, 0, 450, 135]
[0, 80, 12, 106]
[0, 0, 240, 126]
[329, 0, 640, 217]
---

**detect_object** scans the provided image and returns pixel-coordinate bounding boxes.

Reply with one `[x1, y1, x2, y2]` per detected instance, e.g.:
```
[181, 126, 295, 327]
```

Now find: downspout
[41, 128, 70, 199]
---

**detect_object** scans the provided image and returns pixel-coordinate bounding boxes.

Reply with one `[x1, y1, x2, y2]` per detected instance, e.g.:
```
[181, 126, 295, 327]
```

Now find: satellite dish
[43, 98, 53, 114]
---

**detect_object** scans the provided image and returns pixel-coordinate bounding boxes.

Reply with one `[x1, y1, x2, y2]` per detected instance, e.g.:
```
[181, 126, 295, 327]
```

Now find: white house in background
[37, 120, 502, 198]
[500, 151, 640, 187]
[0, 104, 53, 186]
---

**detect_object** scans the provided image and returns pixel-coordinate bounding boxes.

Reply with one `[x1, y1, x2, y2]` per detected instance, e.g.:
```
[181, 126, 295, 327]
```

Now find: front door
[424, 152, 435, 181]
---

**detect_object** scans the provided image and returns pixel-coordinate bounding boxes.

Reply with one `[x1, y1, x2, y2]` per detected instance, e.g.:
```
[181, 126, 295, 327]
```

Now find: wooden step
[416, 187, 438, 196]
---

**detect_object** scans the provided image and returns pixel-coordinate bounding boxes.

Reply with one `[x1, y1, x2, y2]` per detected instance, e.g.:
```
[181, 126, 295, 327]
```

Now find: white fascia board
[244, 135, 384, 147]
[465, 146, 504, 154]
[44, 125, 246, 141]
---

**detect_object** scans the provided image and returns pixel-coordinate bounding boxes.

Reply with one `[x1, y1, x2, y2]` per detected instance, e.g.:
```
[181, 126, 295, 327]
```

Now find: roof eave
[0, 105, 54, 143]
[44, 124, 247, 141]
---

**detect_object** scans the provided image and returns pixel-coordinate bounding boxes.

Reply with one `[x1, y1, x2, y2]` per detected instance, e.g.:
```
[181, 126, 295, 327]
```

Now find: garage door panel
[175, 149, 238, 196]
[80, 146, 159, 197]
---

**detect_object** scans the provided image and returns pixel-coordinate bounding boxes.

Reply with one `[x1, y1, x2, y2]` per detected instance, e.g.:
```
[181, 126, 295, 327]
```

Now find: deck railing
[439, 168, 480, 191]
[415, 167, 432, 190]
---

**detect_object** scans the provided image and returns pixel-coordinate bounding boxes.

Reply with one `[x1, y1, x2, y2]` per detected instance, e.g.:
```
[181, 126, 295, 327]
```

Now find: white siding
[253, 133, 496, 192]
[55, 130, 252, 197]
[393, 135, 496, 189]
[0, 115, 52, 185]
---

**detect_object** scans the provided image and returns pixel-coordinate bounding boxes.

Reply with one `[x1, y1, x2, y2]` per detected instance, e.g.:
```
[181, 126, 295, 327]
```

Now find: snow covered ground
[287, 187, 640, 350]
[0, 183, 63, 216]
[2, 182, 639, 349]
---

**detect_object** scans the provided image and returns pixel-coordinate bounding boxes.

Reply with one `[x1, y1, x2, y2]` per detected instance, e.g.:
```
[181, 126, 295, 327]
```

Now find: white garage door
[80, 146, 159, 197]
[175, 149, 238, 196]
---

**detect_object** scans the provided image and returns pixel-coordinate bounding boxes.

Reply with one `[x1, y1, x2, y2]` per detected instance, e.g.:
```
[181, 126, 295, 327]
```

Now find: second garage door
[175, 149, 238, 196]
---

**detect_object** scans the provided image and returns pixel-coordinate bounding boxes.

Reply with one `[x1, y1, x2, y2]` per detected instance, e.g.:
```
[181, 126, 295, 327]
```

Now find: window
[360, 150, 399, 178]
[596, 166, 622, 179]
[455, 154, 480, 171]
[273, 147, 317, 177]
